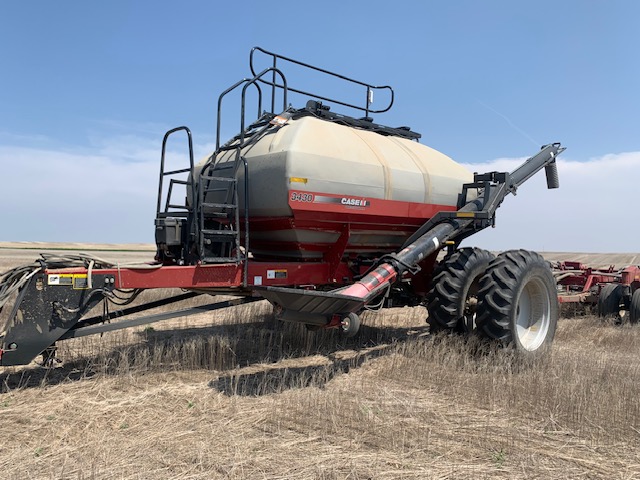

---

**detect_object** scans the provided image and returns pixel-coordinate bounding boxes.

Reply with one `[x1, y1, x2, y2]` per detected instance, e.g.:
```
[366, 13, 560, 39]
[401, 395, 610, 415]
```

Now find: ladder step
[208, 175, 235, 181]
[210, 163, 236, 170]
[217, 145, 241, 153]
[201, 229, 237, 236]
[202, 187, 230, 193]
[201, 202, 237, 209]
[201, 176, 235, 182]
[163, 168, 191, 176]
[157, 212, 189, 219]
[201, 257, 242, 264]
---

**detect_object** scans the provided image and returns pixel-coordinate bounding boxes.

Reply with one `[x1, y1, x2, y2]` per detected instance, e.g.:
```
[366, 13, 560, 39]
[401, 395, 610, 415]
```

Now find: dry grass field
[2, 246, 640, 479]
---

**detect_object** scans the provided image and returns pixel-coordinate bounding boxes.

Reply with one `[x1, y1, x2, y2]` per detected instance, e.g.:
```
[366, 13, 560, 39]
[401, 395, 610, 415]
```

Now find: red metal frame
[46, 260, 358, 291]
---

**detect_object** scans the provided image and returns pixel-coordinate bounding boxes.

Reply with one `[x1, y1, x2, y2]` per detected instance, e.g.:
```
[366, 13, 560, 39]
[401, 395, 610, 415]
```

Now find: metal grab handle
[215, 66, 287, 151]
[156, 126, 195, 215]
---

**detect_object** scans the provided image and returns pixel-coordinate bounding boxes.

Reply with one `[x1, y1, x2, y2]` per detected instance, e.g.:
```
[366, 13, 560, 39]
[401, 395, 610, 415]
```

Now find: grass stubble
[1, 256, 640, 479]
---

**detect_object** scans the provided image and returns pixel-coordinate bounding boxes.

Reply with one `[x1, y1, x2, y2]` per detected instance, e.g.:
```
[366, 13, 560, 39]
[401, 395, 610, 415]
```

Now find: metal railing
[156, 126, 195, 218]
[215, 67, 287, 151]
[249, 46, 394, 117]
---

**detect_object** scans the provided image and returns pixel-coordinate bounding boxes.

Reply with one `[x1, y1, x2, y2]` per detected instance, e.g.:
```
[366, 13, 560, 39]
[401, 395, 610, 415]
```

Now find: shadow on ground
[0, 318, 429, 393]
[208, 344, 393, 397]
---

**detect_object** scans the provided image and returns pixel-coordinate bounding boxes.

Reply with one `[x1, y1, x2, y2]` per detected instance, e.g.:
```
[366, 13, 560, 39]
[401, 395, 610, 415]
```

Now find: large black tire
[629, 289, 640, 324]
[476, 250, 558, 356]
[426, 247, 494, 333]
[597, 283, 623, 319]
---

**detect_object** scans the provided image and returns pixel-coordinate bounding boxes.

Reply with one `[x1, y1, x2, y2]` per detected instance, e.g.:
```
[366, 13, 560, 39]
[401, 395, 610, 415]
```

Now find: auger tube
[340, 143, 564, 300]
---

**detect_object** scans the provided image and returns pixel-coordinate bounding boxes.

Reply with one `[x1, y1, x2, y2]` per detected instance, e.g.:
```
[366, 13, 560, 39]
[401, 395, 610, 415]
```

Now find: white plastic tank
[193, 115, 474, 259]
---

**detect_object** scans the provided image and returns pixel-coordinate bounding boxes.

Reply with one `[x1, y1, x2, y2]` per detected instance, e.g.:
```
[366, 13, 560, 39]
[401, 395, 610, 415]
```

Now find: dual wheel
[598, 283, 640, 323]
[426, 248, 558, 356]
[633, 290, 640, 324]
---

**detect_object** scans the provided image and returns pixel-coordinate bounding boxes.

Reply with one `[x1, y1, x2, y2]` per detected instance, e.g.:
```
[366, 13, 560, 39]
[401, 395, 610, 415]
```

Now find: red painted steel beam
[43, 261, 355, 290]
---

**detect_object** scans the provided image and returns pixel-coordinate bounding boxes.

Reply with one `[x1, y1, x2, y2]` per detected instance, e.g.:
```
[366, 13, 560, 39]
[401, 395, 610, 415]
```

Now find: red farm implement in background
[555, 261, 640, 321]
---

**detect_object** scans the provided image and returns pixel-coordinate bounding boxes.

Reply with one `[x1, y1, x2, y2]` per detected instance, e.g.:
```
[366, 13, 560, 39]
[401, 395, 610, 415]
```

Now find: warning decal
[266, 269, 287, 280]
[48, 273, 90, 289]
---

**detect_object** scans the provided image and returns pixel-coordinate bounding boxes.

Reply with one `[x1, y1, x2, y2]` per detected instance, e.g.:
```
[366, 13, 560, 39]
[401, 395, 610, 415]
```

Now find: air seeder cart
[0, 47, 564, 367]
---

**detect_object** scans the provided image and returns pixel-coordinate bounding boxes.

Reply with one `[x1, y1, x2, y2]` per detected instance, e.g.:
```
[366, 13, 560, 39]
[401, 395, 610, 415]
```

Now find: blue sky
[1, 1, 639, 251]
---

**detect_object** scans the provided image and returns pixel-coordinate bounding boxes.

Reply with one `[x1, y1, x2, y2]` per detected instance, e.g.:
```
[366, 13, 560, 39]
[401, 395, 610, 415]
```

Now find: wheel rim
[341, 317, 351, 332]
[462, 281, 480, 333]
[515, 277, 551, 351]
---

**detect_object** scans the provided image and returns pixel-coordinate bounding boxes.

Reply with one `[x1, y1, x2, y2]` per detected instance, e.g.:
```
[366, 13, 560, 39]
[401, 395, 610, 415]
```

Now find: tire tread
[476, 249, 558, 352]
[426, 247, 494, 331]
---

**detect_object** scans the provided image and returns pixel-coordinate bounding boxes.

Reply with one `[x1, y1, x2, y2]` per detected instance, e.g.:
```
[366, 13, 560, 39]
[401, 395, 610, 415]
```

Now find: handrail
[156, 126, 195, 215]
[239, 154, 249, 286]
[240, 67, 287, 145]
[250, 46, 394, 116]
[215, 66, 287, 151]
[215, 80, 262, 152]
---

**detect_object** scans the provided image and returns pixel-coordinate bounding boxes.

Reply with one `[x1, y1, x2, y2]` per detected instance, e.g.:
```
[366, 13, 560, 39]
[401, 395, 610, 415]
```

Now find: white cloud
[460, 151, 640, 253]
[1, 134, 638, 253]
[0, 133, 214, 243]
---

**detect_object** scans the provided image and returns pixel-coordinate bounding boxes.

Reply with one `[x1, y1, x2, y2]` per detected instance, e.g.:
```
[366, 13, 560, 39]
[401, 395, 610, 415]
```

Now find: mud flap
[0, 272, 107, 366]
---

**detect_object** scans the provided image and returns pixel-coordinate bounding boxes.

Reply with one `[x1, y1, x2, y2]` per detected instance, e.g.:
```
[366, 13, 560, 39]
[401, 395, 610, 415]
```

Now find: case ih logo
[341, 197, 369, 207]
[291, 192, 370, 208]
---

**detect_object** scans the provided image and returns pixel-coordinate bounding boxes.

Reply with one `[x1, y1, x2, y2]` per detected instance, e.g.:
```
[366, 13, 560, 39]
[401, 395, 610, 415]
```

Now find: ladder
[197, 115, 276, 265]
[197, 159, 241, 264]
